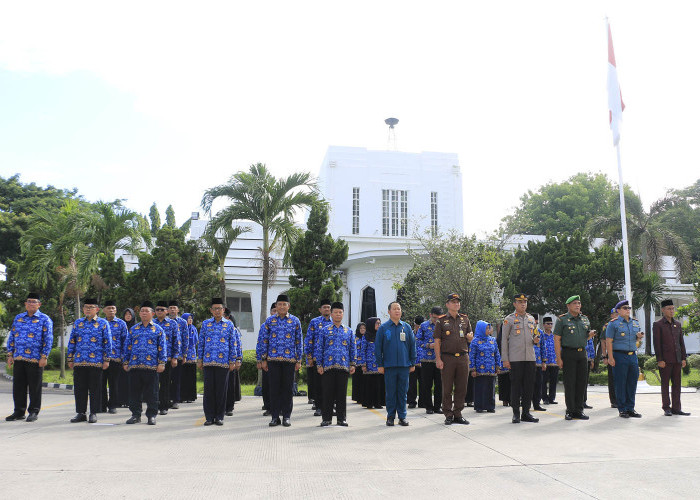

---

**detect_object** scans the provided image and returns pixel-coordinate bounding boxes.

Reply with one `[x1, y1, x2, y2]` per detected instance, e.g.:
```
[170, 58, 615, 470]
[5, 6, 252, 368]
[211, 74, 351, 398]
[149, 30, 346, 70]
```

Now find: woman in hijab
[469, 321, 501, 413]
[181, 313, 199, 402]
[117, 308, 137, 407]
[351, 322, 366, 404]
[360, 317, 385, 409]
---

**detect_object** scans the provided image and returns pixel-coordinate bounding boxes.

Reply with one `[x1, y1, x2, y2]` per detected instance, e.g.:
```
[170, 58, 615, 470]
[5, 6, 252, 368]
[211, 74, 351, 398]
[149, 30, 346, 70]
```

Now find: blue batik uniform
[540, 331, 557, 366]
[606, 316, 642, 413]
[123, 322, 167, 370]
[183, 325, 199, 363]
[360, 337, 380, 374]
[198, 317, 237, 367]
[172, 316, 188, 360]
[154, 317, 181, 360]
[586, 338, 595, 361]
[534, 336, 543, 365]
[416, 320, 437, 362]
[469, 324, 501, 376]
[258, 314, 304, 363]
[7, 311, 53, 363]
[106, 318, 129, 362]
[67, 317, 112, 367]
[232, 326, 243, 363]
[305, 315, 332, 367]
[314, 323, 357, 372]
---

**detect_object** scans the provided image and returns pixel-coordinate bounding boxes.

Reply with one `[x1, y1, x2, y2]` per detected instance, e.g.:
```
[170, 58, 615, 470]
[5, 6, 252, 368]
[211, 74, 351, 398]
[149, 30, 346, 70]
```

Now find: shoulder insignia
[437, 314, 446, 318]
[558, 313, 566, 317]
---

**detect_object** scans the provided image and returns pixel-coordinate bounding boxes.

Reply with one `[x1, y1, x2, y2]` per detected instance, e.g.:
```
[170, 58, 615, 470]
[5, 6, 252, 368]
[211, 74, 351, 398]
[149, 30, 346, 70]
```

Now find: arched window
[361, 286, 376, 322]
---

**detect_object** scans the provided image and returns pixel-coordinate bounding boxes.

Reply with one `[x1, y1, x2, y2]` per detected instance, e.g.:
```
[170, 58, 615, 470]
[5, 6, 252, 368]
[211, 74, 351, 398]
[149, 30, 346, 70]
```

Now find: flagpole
[616, 142, 633, 308]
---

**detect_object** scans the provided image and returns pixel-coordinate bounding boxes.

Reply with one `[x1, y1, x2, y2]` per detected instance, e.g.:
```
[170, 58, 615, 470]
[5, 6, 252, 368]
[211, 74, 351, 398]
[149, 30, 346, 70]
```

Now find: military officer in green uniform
[554, 295, 595, 420]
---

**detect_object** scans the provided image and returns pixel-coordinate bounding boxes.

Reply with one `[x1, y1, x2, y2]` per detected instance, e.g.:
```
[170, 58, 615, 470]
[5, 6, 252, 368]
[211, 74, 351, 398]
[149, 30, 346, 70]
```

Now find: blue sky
[1, 1, 699, 234]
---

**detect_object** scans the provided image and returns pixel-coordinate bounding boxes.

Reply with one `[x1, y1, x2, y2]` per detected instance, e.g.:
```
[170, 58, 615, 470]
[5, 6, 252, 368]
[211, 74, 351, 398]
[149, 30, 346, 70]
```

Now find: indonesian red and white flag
[607, 20, 625, 146]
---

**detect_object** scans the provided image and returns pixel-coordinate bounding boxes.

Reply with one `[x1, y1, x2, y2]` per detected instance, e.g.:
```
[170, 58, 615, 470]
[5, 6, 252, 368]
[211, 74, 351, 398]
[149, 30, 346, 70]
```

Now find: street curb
[1, 362, 74, 390]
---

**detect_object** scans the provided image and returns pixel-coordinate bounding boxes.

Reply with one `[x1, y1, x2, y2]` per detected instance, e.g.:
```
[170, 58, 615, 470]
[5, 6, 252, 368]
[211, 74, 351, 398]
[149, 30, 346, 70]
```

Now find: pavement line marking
[40, 401, 72, 411]
[194, 416, 206, 427]
[367, 408, 385, 418]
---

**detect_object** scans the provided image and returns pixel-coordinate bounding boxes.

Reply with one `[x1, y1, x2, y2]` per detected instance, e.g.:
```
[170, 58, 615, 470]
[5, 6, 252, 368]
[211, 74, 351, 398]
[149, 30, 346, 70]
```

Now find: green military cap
[565, 295, 581, 305]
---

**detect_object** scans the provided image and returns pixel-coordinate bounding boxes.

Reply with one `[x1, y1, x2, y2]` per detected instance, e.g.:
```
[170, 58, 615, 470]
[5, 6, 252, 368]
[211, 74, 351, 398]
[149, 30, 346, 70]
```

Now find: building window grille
[430, 192, 438, 236]
[382, 189, 408, 236]
[352, 187, 360, 235]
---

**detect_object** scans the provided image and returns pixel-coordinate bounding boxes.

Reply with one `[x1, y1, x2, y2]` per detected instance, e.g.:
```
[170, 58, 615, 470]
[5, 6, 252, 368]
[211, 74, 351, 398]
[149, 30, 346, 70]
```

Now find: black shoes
[214, 419, 224, 426]
[126, 416, 141, 424]
[664, 409, 673, 416]
[619, 411, 629, 418]
[476, 410, 485, 413]
[521, 413, 539, 423]
[5, 413, 25, 421]
[26, 413, 38, 422]
[88, 414, 97, 423]
[204, 420, 214, 426]
[320, 420, 332, 427]
[313, 410, 322, 417]
[467, 402, 474, 407]
[147, 416, 156, 425]
[444, 416, 454, 425]
[453, 417, 469, 425]
[672, 410, 691, 416]
[398, 419, 409, 426]
[611, 403, 618, 408]
[565, 412, 573, 420]
[627, 410, 642, 418]
[533, 405, 547, 412]
[225, 411, 234, 416]
[583, 404, 593, 409]
[107, 408, 117, 414]
[170, 403, 179, 409]
[337, 420, 348, 427]
[487, 409, 496, 413]
[386, 419, 395, 426]
[282, 418, 291, 427]
[425, 409, 434, 414]
[574, 412, 589, 420]
[269, 418, 281, 427]
[407, 402, 417, 409]
[159, 409, 168, 415]
[263, 410, 271, 416]
[70, 413, 87, 423]
[549, 401, 558, 405]
[433, 408, 443, 414]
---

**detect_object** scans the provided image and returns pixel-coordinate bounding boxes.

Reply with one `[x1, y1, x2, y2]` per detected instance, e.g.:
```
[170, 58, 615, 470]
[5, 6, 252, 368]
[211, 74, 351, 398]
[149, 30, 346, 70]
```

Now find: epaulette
[558, 313, 566, 317]
[438, 314, 447, 318]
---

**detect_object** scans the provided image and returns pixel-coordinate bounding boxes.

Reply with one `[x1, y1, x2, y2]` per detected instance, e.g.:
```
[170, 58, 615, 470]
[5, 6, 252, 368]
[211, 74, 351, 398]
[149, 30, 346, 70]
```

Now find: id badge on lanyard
[400, 330, 406, 342]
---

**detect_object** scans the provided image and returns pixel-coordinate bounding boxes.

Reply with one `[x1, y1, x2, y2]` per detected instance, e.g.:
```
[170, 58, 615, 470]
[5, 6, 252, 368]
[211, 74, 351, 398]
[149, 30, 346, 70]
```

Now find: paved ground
[2, 375, 699, 499]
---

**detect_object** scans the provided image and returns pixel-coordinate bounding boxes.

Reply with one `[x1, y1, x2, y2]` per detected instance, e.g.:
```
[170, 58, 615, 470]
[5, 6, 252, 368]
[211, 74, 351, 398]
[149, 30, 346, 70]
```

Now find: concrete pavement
[2, 375, 699, 499]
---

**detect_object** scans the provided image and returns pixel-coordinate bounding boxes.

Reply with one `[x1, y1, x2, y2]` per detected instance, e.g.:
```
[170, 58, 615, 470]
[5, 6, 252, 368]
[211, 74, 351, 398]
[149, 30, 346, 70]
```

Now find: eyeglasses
[155, 308, 167, 311]
[620, 306, 631, 310]
[25, 300, 40, 304]
[211, 307, 224, 311]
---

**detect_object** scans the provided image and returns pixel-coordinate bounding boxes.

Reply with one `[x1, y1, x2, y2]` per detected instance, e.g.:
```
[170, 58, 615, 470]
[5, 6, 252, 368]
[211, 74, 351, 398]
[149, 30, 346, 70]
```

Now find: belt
[562, 347, 584, 352]
[441, 352, 466, 357]
[613, 350, 635, 355]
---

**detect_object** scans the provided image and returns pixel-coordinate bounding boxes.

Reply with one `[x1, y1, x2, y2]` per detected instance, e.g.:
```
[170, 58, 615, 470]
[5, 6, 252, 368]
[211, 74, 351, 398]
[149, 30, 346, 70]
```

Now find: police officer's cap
[319, 298, 331, 307]
[26, 292, 41, 301]
[513, 293, 528, 302]
[446, 293, 461, 302]
[210, 298, 224, 305]
[140, 300, 155, 310]
[565, 295, 580, 305]
[430, 306, 443, 315]
[104, 300, 117, 307]
[543, 316, 553, 323]
[276, 294, 290, 304]
[660, 299, 674, 308]
[168, 300, 179, 307]
[615, 299, 629, 310]
[330, 301, 344, 311]
[156, 300, 169, 308]
[84, 298, 98, 306]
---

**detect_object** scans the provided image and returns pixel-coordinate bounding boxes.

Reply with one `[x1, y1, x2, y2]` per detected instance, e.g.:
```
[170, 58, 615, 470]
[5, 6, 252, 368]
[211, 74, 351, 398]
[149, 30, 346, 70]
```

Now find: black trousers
[12, 360, 44, 416]
[363, 373, 385, 408]
[473, 376, 496, 411]
[606, 364, 617, 405]
[542, 366, 559, 403]
[203, 366, 229, 421]
[268, 361, 295, 419]
[170, 359, 183, 403]
[509, 361, 535, 413]
[306, 366, 316, 403]
[351, 368, 364, 403]
[322, 369, 349, 422]
[117, 368, 130, 406]
[562, 348, 588, 413]
[73, 366, 103, 415]
[420, 362, 442, 411]
[101, 360, 122, 411]
[129, 369, 159, 418]
[225, 370, 239, 412]
[532, 366, 543, 406]
[312, 365, 323, 410]
[497, 372, 511, 403]
[158, 362, 172, 410]
[181, 363, 198, 402]
[262, 369, 270, 410]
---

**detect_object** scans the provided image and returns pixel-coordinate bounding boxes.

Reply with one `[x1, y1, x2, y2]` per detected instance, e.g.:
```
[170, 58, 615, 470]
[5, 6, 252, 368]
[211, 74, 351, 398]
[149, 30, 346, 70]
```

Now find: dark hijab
[364, 317, 380, 342]
[123, 308, 136, 329]
[355, 322, 365, 338]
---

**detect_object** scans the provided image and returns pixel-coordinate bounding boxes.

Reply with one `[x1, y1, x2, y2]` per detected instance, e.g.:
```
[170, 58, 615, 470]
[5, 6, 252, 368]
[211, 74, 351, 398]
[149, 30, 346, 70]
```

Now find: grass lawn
[643, 367, 700, 388]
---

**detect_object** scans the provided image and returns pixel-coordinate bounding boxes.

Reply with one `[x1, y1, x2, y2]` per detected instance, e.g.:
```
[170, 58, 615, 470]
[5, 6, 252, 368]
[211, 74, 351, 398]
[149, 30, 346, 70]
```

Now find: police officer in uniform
[554, 295, 595, 420]
[434, 293, 473, 425]
[501, 294, 540, 423]
[605, 299, 643, 418]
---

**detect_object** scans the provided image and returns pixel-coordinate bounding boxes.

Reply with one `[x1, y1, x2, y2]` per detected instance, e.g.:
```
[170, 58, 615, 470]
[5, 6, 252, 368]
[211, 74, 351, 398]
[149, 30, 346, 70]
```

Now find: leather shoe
[337, 420, 349, 427]
[664, 410, 673, 416]
[425, 409, 434, 414]
[444, 416, 453, 425]
[225, 411, 233, 416]
[313, 410, 322, 417]
[574, 412, 589, 420]
[434, 408, 443, 414]
[263, 410, 271, 416]
[374, 405, 384, 410]
[453, 416, 469, 425]
[204, 420, 214, 426]
[147, 416, 156, 425]
[627, 410, 642, 418]
[672, 410, 691, 416]
[549, 401, 558, 404]
[170, 403, 179, 409]
[269, 418, 281, 427]
[126, 416, 141, 424]
[521, 413, 539, 423]
[88, 414, 97, 423]
[512, 415, 520, 423]
[533, 405, 547, 411]
[214, 419, 224, 426]
[320, 420, 332, 427]
[107, 408, 117, 414]
[611, 403, 618, 408]
[282, 418, 291, 427]
[25, 413, 38, 422]
[619, 411, 629, 418]
[70, 413, 87, 423]
[398, 419, 409, 426]
[476, 409, 485, 413]
[159, 409, 168, 415]
[565, 412, 573, 420]
[487, 409, 495, 413]
[5, 413, 25, 421]
[407, 402, 417, 409]
[386, 419, 395, 426]
[584, 404, 593, 409]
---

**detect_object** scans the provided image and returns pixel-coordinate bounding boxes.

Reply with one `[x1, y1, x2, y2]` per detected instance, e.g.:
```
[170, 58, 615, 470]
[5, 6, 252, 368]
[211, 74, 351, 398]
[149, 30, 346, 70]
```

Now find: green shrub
[238, 349, 308, 384]
[683, 363, 691, 375]
[47, 348, 65, 370]
[643, 357, 659, 371]
[688, 354, 700, 370]
[588, 371, 608, 385]
[637, 354, 652, 371]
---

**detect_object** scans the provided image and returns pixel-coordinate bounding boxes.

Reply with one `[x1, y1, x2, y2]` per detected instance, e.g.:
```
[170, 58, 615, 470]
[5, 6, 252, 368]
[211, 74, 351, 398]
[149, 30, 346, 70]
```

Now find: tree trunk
[644, 303, 652, 355]
[59, 294, 66, 379]
[260, 228, 270, 325]
[220, 277, 227, 305]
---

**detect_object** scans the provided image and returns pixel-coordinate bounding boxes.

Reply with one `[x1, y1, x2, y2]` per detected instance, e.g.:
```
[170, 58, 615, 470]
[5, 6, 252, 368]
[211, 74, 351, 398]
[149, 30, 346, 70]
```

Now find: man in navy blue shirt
[375, 302, 416, 427]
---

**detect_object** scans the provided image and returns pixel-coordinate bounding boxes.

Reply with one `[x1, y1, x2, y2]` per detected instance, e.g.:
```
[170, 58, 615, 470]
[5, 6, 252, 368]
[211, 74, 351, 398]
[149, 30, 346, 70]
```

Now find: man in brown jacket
[653, 299, 689, 416]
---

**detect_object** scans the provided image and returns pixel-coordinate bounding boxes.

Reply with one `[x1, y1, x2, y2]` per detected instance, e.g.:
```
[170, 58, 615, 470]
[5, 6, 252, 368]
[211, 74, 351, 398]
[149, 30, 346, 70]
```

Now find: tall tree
[149, 202, 162, 234]
[201, 163, 317, 324]
[165, 205, 177, 228]
[287, 202, 348, 329]
[659, 179, 700, 267]
[201, 223, 250, 303]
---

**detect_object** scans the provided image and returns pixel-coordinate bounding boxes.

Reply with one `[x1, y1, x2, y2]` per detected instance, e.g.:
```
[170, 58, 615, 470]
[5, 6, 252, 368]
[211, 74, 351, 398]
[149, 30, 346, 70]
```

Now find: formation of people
[4, 290, 691, 427]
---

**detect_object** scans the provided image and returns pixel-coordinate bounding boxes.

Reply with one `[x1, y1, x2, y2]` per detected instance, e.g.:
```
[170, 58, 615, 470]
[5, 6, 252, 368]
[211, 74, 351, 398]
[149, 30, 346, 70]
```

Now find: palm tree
[201, 224, 251, 302]
[201, 164, 317, 323]
[636, 272, 666, 354]
[586, 194, 691, 353]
